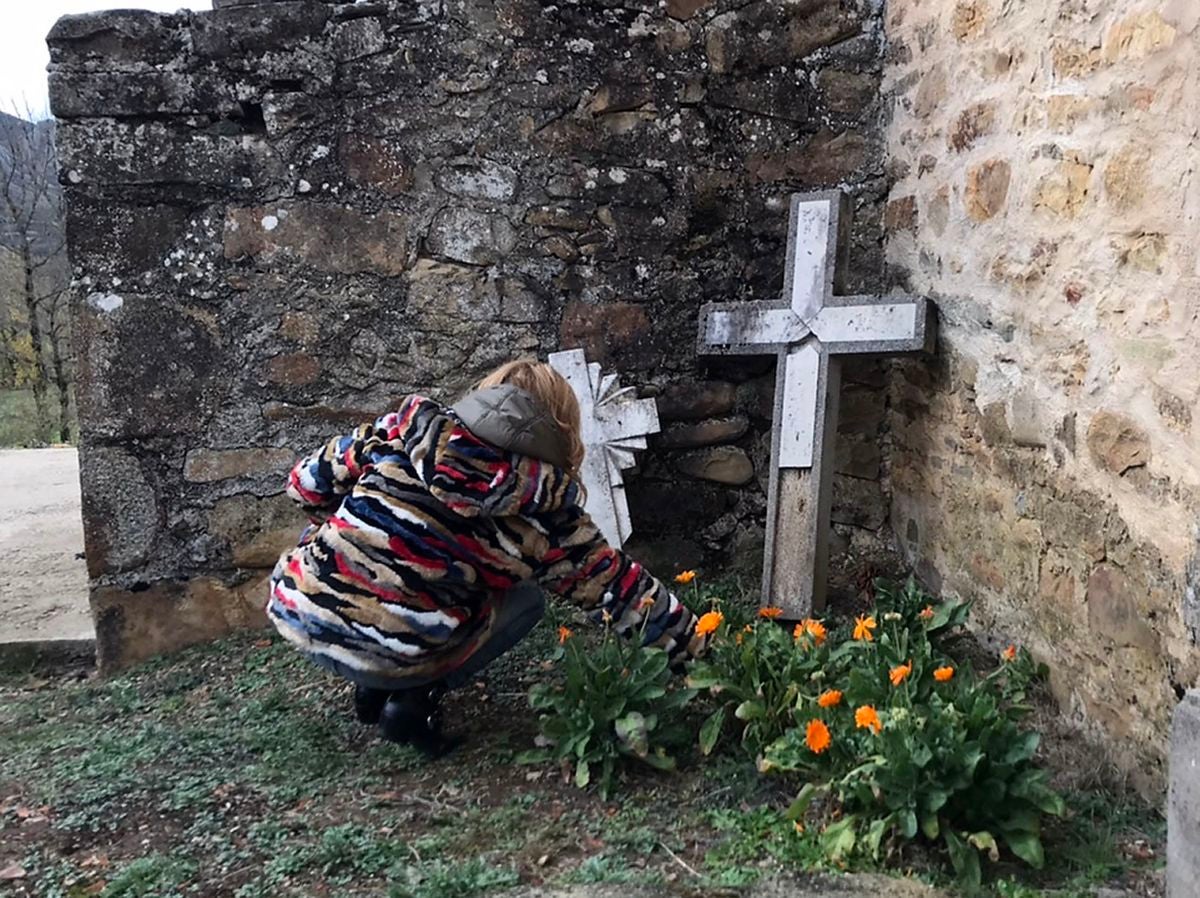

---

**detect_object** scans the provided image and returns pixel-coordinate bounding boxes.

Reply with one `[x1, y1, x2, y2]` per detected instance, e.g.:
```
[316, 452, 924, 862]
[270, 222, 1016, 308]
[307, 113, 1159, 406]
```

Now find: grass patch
[0, 615, 1166, 898]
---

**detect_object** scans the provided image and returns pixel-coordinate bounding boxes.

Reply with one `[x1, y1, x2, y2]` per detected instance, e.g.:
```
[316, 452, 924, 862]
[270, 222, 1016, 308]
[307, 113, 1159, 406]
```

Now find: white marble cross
[698, 190, 933, 617]
[548, 349, 661, 548]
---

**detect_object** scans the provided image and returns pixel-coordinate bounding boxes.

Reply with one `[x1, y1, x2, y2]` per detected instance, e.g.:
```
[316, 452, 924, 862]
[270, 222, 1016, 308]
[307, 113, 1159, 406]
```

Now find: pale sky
[1, 2, 210, 119]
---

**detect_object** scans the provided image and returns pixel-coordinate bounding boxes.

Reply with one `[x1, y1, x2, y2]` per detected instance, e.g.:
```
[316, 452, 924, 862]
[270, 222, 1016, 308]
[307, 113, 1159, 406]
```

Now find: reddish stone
[339, 134, 413, 197]
[266, 353, 321, 386]
[559, 301, 654, 368]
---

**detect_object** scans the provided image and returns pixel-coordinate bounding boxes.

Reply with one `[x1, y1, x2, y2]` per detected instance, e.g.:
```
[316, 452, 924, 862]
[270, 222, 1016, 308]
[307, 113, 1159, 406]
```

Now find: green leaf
[514, 748, 552, 765]
[641, 749, 676, 771]
[821, 816, 858, 862]
[685, 669, 724, 689]
[923, 788, 950, 814]
[898, 808, 918, 840]
[699, 707, 726, 756]
[615, 712, 649, 758]
[969, 830, 1000, 863]
[786, 783, 821, 821]
[911, 742, 933, 768]
[1003, 829, 1045, 869]
[575, 758, 590, 788]
[944, 829, 981, 888]
[865, 817, 890, 859]
[735, 700, 765, 721]
[921, 814, 940, 840]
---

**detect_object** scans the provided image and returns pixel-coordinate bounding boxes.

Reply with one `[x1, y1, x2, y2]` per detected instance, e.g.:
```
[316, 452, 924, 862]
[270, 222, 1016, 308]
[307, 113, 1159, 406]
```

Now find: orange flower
[853, 615, 877, 642]
[805, 719, 831, 754]
[855, 705, 882, 734]
[919, 605, 934, 621]
[1002, 644, 1018, 663]
[889, 660, 913, 686]
[695, 610, 724, 637]
[802, 618, 827, 645]
[817, 689, 843, 708]
[558, 626, 574, 644]
[674, 570, 697, 585]
[758, 606, 784, 619]
[636, 595, 656, 611]
[934, 665, 955, 682]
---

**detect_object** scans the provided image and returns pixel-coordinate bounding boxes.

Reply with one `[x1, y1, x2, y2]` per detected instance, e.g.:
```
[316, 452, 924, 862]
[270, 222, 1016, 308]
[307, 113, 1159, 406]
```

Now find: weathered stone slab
[224, 203, 410, 276]
[1169, 690, 1200, 898]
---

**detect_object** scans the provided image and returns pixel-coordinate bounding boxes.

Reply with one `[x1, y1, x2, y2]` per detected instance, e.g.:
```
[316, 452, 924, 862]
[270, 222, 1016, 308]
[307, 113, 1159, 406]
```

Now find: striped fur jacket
[267, 394, 704, 684]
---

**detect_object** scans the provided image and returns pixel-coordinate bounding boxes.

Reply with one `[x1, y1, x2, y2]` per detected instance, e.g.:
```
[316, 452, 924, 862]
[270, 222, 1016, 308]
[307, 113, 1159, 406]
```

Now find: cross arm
[697, 301, 811, 356]
[809, 295, 935, 355]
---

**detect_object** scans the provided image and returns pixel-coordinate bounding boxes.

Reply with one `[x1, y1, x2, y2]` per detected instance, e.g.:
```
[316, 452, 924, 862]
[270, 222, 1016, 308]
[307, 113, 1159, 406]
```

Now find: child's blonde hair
[476, 359, 585, 477]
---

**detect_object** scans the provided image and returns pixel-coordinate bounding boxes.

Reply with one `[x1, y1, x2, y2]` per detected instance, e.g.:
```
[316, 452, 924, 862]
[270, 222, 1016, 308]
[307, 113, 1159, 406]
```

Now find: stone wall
[51, 0, 896, 671]
[883, 0, 1199, 792]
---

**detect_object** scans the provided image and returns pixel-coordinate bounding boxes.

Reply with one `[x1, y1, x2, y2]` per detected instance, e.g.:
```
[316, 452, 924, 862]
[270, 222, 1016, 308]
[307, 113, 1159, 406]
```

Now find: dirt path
[0, 448, 92, 642]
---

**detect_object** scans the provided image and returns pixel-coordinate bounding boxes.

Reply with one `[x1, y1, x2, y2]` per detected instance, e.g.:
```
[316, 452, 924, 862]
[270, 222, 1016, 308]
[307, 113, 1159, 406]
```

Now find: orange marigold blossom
[758, 606, 784, 619]
[817, 689, 843, 708]
[802, 618, 827, 644]
[855, 705, 882, 734]
[557, 626, 574, 644]
[919, 605, 934, 621]
[889, 660, 913, 686]
[636, 595, 655, 611]
[852, 615, 877, 642]
[1002, 644, 1018, 663]
[934, 665, 955, 682]
[805, 719, 831, 754]
[674, 570, 697, 585]
[695, 610, 724, 636]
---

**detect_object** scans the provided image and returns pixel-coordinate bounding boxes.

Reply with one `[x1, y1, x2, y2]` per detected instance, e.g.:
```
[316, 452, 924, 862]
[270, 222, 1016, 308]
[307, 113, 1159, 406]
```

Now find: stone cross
[697, 190, 933, 617]
[548, 349, 661, 548]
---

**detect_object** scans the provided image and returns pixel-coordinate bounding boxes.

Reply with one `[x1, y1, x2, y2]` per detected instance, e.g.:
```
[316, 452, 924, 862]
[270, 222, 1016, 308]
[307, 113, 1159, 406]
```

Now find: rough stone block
[74, 294, 226, 440]
[78, 446, 161, 577]
[183, 448, 296, 484]
[675, 446, 755, 485]
[192, 2, 330, 59]
[55, 119, 285, 191]
[965, 159, 1011, 221]
[1086, 563, 1160, 653]
[47, 10, 187, 67]
[224, 203, 410, 276]
[1087, 411, 1151, 475]
[426, 207, 517, 266]
[208, 493, 304, 568]
[560, 301, 656, 370]
[656, 381, 738, 421]
[1169, 691, 1200, 898]
[92, 575, 271, 673]
[657, 416, 749, 450]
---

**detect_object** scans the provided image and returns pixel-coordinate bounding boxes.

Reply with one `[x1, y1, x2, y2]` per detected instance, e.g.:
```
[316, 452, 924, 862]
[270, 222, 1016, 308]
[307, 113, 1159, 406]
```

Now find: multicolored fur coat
[268, 395, 703, 683]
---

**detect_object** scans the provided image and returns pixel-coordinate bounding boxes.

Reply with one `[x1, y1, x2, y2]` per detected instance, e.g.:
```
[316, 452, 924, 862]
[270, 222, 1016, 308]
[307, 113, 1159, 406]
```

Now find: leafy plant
[691, 577, 1065, 887]
[388, 856, 519, 898]
[686, 605, 833, 759]
[518, 615, 695, 799]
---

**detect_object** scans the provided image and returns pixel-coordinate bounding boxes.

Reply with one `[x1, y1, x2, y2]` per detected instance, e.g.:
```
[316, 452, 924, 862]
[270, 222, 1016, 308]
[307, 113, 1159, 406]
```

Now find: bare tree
[0, 102, 72, 443]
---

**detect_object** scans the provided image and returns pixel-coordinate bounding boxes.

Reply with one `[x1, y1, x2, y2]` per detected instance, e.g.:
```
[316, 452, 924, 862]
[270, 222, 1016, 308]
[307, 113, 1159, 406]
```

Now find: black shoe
[378, 685, 459, 758]
[354, 685, 390, 725]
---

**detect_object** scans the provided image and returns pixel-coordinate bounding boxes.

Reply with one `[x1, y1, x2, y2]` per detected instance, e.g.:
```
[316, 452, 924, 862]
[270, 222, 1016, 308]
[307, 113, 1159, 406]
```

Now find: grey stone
[427, 207, 518, 266]
[436, 157, 520, 201]
[78, 446, 161, 576]
[656, 381, 737, 421]
[1169, 691, 1200, 898]
[657, 416, 749, 449]
[675, 446, 755, 485]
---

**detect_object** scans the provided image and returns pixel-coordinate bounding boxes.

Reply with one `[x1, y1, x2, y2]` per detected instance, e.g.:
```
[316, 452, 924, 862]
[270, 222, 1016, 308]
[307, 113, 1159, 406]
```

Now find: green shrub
[518, 616, 695, 799]
[690, 578, 1064, 887]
